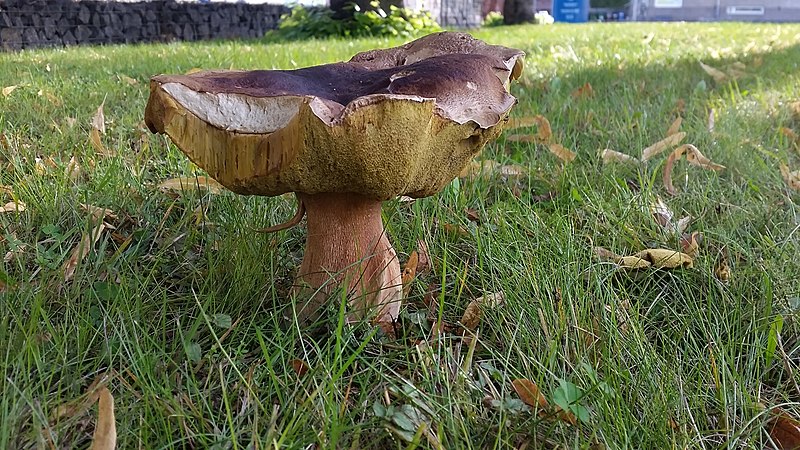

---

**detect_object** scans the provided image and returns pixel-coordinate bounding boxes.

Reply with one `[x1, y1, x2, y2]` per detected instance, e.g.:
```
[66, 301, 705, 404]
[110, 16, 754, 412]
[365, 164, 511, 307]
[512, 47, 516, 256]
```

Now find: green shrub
[267, 2, 442, 41]
[482, 11, 504, 27]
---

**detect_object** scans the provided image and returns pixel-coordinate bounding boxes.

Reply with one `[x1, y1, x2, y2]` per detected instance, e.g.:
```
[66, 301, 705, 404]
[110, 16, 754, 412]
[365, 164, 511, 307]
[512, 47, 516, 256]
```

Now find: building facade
[634, 0, 800, 22]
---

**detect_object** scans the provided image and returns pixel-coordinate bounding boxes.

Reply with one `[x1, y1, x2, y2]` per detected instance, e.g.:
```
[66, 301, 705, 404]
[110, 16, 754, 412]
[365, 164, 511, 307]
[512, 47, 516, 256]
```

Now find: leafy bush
[267, 2, 442, 41]
[482, 11, 504, 27]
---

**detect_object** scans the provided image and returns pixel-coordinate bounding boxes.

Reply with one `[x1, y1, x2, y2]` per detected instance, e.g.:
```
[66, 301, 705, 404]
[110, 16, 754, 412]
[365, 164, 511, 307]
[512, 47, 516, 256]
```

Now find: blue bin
[552, 0, 589, 23]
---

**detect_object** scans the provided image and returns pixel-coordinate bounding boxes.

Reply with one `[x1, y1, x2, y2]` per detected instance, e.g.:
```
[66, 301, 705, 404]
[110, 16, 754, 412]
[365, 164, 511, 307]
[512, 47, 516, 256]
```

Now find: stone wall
[0, 0, 287, 51]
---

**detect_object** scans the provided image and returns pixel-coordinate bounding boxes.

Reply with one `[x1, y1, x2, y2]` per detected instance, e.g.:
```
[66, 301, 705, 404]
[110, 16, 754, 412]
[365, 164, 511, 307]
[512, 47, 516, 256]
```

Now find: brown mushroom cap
[145, 32, 524, 200]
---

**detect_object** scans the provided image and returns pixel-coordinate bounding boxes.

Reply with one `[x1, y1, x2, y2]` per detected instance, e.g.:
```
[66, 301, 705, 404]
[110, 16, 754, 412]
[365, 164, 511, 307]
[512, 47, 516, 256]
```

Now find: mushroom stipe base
[292, 192, 402, 324]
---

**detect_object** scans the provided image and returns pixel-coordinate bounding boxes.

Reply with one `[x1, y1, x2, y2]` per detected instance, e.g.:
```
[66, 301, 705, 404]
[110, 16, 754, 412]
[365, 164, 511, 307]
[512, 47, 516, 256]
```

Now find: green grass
[1, 22, 800, 449]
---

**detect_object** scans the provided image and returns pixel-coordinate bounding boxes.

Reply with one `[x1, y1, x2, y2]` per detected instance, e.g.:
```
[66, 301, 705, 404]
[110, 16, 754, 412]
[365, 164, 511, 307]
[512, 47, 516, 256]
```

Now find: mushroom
[144, 32, 524, 324]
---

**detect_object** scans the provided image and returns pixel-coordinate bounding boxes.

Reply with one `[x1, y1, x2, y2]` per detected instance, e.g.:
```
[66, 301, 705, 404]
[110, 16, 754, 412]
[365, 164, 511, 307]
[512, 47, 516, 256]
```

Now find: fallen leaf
[402, 251, 419, 298]
[1, 200, 26, 213]
[290, 359, 309, 377]
[768, 407, 800, 450]
[699, 61, 728, 83]
[533, 115, 553, 143]
[651, 196, 691, 234]
[714, 252, 730, 283]
[498, 164, 527, 177]
[460, 291, 505, 332]
[512, 379, 549, 409]
[63, 222, 106, 282]
[680, 231, 702, 258]
[51, 373, 110, 421]
[674, 98, 686, 115]
[65, 156, 82, 181]
[90, 387, 116, 450]
[459, 159, 499, 178]
[781, 164, 800, 191]
[548, 143, 577, 163]
[663, 144, 725, 195]
[571, 82, 594, 99]
[708, 109, 716, 132]
[666, 117, 682, 137]
[2, 85, 19, 97]
[506, 116, 538, 130]
[465, 208, 480, 222]
[158, 176, 225, 195]
[505, 134, 536, 143]
[91, 101, 106, 135]
[441, 222, 470, 238]
[118, 74, 138, 85]
[790, 101, 800, 120]
[641, 132, 686, 161]
[593, 247, 621, 262]
[631, 248, 694, 269]
[780, 127, 799, 143]
[416, 240, 431, 274]
[90, 128, 114, 156]
[601, 149, 638, 164]
[81, 204, 117, 222]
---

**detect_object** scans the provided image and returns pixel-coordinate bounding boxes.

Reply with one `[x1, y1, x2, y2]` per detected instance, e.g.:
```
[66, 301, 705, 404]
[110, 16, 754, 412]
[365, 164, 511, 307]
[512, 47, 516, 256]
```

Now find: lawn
[1, 22, 800, 449]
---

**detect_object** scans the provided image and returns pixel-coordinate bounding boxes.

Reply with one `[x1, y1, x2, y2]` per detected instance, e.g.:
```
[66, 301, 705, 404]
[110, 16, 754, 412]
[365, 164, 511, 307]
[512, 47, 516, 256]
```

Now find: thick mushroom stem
[293, 192, 402, 323]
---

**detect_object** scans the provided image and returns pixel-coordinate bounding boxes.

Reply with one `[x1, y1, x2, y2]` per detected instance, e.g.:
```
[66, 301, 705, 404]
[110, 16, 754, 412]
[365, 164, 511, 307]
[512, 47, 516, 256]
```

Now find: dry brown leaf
[459, 159, 499, 178]
[680, 231, 702, 258]
[402, 251, 419, 298]
[593, 247, 621, 262]
[416, 240, 431, 274]
[631, 248, 694, 269]
[1, 200, 26, 213]
[91, 101, 106, 135]
[51, 374, 109, 421]
[290, 359, 309, 377]
[90, 128, 114, 156]
[781, 164, 800, 191]
[780, 127, 799, 142]
[90, 387, 116, 450]
[601, 149, 638, 164]
[441, 222, 470, 238]
[505, 134, 536, 143]
[548, 143, 577, 163]
[65, 156, 82, 181]
[511, 379, 548, 409]
[81, 204, 117, 222]
[714, 253, 730, 283]
[642, 132, 686, 161]
[664, 144, 725, 195]
[118, 74, 138, 85]
[790, 101, 800, 120]
[533, 115, 553, 143]
[674, 98, 686, 115]
[158, 176, 225, 195]
[651, 197, 691, 234]
[63, 222, 106, 282]
[506, 116, 538, 130]
[768, 407, 800, 450]
[460, 291, 505, 332]
[571, 82, 594, 99]
[666, 117, 682, 137]
[699, 62, 728, 83]
[2, 85, 19, 97]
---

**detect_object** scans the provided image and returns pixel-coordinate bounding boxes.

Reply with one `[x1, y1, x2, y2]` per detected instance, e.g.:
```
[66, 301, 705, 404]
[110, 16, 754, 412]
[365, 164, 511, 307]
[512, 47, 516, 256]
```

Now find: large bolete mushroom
[145, 32, 524, 324]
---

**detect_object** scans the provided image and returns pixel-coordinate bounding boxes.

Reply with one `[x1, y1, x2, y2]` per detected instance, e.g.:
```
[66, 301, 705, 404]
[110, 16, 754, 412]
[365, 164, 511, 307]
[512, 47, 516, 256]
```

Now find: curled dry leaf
[663, 144, 725, 195]
[512, 379, 549, 410]
[506, 116, 538, 130]
[416, 240, 431, 274]
[571, 82, 594, 99]
[90, 387, 116, 450]
[1, 200, 26, 213]
[401, 251, 419, 298]
[460, 291, 505, 332]
[714, 253, 731, 283]
[641, 132, 686, 162]
[768, 407, 800, 450]
[780, 127, 799, 143]
[503, 114, 552, 143]
[548, 143, 577, 163]
[63, 222, 107, 282]
[666, 117, 682, 137]
[780, 164, 800, 191]
[533, 114, 553, 143]
[158, 176, 225, 195]
[679, 231, 702, 258]
[2, 85, 19, 97]
[90, 128, 114, 156]
[699, 62, 728, 83]
[91, 101, 106, 135]
[601, 149, 638, 164]
[290, 359, 309, 377]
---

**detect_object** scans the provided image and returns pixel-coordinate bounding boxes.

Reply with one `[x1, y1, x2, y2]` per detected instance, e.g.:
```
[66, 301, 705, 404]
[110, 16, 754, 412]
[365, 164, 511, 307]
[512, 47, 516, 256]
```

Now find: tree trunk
[503, 0, 536, 24]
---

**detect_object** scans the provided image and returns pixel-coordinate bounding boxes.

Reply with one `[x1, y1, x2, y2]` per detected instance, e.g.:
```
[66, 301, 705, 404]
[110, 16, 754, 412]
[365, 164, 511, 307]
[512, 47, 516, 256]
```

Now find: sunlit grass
[1, 22, 800, 448]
